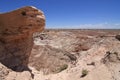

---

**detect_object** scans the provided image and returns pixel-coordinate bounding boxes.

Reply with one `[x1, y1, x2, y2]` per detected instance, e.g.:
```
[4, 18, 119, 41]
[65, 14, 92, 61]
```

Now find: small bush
[55, 64, 68, 73]
[81, 69, 88, 78]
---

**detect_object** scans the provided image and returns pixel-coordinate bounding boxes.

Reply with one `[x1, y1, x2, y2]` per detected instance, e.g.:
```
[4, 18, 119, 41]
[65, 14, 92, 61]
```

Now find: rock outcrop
[0, 6, 45, 71]
[115, 35, 120, 41]
[0, 62, 32, 80]
[0, 63, 11, 80]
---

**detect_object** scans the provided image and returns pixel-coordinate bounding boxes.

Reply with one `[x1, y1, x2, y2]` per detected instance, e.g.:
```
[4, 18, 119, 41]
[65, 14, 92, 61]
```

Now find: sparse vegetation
[81, 69, 88, 78]
[55, 64, 68, 73]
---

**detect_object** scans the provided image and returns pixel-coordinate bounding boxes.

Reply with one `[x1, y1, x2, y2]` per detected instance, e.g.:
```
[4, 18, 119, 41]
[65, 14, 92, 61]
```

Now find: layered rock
[0, 6, 45, 71]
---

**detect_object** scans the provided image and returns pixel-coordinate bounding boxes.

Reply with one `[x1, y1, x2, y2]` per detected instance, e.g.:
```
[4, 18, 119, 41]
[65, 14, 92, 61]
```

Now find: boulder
[0, 6, 45, 71]
[115, 35, 120, 41]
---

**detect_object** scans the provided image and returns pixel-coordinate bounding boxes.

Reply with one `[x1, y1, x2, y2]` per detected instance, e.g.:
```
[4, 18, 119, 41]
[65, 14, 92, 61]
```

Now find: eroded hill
[29, 29, 120, 80]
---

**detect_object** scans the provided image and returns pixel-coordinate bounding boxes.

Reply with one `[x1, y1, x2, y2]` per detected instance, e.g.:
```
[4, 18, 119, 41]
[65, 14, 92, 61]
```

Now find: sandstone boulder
[0, 6, 45, 71]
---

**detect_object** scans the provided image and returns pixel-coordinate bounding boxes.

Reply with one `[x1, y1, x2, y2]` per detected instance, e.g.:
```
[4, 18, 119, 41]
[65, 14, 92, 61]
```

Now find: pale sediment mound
[0, 6, 45, 71]
[29, 45, 76, 74]
[102, 51, 120, 80]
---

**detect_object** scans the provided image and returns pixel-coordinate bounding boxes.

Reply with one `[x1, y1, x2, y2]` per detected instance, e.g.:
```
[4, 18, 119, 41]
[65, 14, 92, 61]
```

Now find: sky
[0, 0, 120, 29]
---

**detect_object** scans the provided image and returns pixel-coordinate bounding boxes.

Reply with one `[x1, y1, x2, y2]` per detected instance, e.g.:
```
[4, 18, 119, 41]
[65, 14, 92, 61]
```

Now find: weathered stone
[0, 6, 45, 71]
[0, 63, 10, 80]
[115, 35, 120, 41]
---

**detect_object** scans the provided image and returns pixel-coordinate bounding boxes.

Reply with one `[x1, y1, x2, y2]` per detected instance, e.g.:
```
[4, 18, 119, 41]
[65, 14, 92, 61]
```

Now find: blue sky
[0, 0, 120, 29]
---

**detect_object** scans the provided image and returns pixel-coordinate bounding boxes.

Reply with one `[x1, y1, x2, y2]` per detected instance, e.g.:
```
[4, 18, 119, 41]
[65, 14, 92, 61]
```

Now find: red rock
[0, 6, 45, 71]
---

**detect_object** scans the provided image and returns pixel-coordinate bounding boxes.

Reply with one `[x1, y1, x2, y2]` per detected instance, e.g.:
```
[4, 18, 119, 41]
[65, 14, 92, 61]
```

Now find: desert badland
[0, 6, 120, 80]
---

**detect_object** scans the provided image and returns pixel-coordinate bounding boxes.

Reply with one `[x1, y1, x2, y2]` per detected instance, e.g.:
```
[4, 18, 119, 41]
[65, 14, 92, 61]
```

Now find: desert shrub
[55, 64, 68, 73]
[81, 69, 88, 78]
